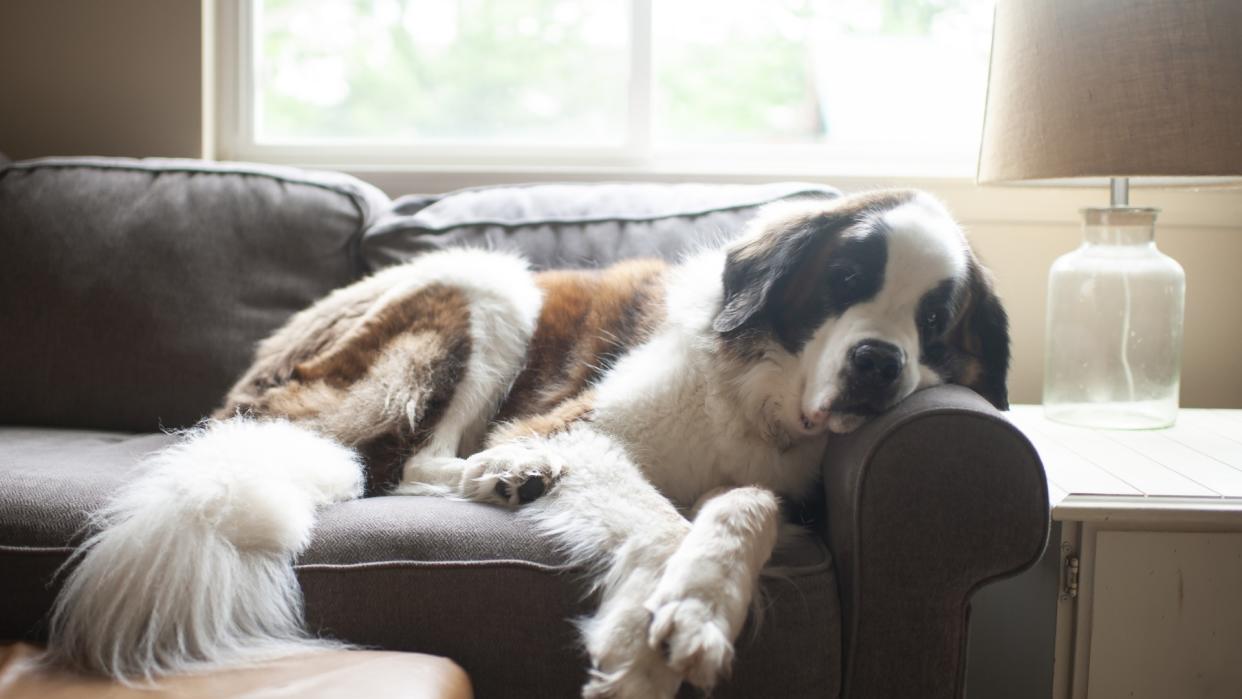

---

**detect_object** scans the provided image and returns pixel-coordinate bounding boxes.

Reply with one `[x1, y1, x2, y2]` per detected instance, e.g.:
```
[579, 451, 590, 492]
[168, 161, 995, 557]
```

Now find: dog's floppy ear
[947, 257, 1011, 409]
[713, 230, 810, 334]
[713, 207, 846, 334]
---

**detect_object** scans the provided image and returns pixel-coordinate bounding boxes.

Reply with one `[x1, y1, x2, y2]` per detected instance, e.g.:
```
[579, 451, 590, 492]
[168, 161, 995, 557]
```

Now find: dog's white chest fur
[590, 253, 826, 506]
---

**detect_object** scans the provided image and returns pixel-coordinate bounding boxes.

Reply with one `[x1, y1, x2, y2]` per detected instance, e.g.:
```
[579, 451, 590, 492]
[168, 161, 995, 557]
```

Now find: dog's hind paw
[460, 442, 565, 506]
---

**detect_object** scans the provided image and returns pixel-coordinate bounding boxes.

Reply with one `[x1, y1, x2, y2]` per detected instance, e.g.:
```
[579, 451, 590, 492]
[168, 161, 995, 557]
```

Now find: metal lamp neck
[1110, 177, 1130, 207]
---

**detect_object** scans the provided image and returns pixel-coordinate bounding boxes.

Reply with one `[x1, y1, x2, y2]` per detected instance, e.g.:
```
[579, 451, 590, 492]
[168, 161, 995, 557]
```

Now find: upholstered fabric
[361, 182, 839, 271]
[820, 385, 1049, 698]
[0, 428, 174, 548]
[0, 643, 473, 699]
[0, 426, 843, 699]
[0, 157, 389, 432]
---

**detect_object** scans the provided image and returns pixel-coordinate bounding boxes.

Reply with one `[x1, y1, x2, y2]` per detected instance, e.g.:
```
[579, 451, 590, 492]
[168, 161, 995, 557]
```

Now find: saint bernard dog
[48, 189, 1009, 697]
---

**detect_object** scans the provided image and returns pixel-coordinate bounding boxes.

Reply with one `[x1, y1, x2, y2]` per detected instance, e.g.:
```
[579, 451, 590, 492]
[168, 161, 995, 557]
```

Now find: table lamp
[977, 0, 1242, 429]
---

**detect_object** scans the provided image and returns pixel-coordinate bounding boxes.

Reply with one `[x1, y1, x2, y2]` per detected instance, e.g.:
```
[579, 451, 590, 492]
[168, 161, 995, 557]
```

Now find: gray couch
[0, 157, 1050, 698]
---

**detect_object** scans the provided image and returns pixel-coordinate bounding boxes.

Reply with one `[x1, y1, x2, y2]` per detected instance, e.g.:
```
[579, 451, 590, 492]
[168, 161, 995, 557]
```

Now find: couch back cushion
[0, 158, 387, 432]
[362, 182, 839, 271]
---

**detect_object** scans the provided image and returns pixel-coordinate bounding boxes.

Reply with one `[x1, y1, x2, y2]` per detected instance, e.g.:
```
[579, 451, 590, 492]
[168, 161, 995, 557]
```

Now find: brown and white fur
[48, 190, 1009, 697]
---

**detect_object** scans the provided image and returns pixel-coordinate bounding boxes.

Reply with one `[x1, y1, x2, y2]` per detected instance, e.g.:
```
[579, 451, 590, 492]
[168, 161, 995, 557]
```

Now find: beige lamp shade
[978, 0, 1242, 184]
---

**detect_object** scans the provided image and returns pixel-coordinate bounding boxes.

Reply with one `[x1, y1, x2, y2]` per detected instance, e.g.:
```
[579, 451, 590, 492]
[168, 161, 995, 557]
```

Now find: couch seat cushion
[0, 427, 842, 698]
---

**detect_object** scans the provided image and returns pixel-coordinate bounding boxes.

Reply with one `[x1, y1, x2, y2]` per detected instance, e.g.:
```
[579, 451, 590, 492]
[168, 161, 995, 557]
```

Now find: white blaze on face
[799, 193, 968, 432]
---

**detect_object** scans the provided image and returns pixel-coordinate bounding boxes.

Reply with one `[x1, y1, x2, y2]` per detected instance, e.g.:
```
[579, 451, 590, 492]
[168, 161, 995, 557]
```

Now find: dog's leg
[399, 387, 595, 506]
[643, 486, 781, 691]
[415, 393, 593, 504]
[393, 255, 545, 497]
[513, 426, 690, 699]
[400, 286, 531, 471]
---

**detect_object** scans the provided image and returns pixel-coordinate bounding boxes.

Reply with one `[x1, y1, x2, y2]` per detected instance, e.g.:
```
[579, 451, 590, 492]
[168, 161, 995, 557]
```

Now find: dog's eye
[920, 309, 946, 336]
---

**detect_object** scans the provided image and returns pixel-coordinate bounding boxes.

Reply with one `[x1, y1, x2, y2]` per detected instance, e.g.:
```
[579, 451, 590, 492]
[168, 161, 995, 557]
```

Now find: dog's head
[715, 189, 1009, 439]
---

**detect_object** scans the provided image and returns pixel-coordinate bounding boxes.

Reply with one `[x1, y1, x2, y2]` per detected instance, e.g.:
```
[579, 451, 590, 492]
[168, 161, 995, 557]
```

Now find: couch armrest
[820, 385, 1049, 699]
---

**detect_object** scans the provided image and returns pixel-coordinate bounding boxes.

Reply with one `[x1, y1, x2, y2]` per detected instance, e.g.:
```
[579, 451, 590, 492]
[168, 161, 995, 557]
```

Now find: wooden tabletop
[1007, 406, 1242, 523]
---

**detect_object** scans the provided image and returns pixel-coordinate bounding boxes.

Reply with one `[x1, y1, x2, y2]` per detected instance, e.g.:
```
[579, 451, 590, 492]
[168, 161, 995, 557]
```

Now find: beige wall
[2, 0, 1239, 408]
[0, 0, 202, 160]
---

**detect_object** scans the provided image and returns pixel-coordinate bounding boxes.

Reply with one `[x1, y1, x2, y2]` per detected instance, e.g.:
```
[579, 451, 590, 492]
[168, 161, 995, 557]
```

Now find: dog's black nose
[849, 341, 904, 386]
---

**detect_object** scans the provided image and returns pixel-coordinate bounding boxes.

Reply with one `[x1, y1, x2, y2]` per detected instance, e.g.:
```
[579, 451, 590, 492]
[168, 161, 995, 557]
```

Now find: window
[218, 0, 994, 176]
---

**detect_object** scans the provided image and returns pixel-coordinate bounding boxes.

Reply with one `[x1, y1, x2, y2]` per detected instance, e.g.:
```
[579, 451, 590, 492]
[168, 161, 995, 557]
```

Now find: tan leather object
[0, 643, 472, 699]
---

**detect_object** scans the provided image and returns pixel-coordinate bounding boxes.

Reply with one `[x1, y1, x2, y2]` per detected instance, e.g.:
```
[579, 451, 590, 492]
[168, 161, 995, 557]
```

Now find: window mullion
[626, 0, 654, 163]
[242, 0, 258, 150]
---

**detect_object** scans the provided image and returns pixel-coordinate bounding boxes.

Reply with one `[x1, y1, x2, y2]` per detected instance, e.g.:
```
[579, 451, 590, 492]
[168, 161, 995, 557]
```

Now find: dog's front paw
[646, 596, 734, 690]
[582, 661, 681, 699]
[460, 442, 565, 506]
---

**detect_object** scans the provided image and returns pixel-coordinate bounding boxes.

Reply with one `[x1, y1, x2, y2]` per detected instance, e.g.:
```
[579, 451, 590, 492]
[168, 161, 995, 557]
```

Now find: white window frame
[216, 0, 663, 168]
[212, 0, 982, 179]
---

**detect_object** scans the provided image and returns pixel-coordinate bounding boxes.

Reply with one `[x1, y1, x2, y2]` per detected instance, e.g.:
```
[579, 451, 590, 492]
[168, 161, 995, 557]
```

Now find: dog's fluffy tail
[47, 417, 364, 682]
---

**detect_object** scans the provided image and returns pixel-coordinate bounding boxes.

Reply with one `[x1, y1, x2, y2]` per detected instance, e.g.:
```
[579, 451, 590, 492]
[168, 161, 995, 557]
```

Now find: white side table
[1005, 406, 1242, 699]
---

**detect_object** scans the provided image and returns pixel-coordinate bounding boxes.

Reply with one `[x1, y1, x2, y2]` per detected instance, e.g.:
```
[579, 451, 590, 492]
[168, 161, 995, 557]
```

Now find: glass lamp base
[1044, 401, 1175, 430]
[1041, 207, 1185, 431]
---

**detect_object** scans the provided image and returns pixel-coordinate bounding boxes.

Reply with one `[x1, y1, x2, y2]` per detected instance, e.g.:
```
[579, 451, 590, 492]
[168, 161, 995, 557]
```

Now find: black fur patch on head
[714, 191, 912, 354]
[713, 216, 821, 337]
[770, 226, 887, 352]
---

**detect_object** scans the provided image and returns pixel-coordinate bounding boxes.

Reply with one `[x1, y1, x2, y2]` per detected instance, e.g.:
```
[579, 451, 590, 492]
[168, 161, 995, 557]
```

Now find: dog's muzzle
[831, 339, 905, 416]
